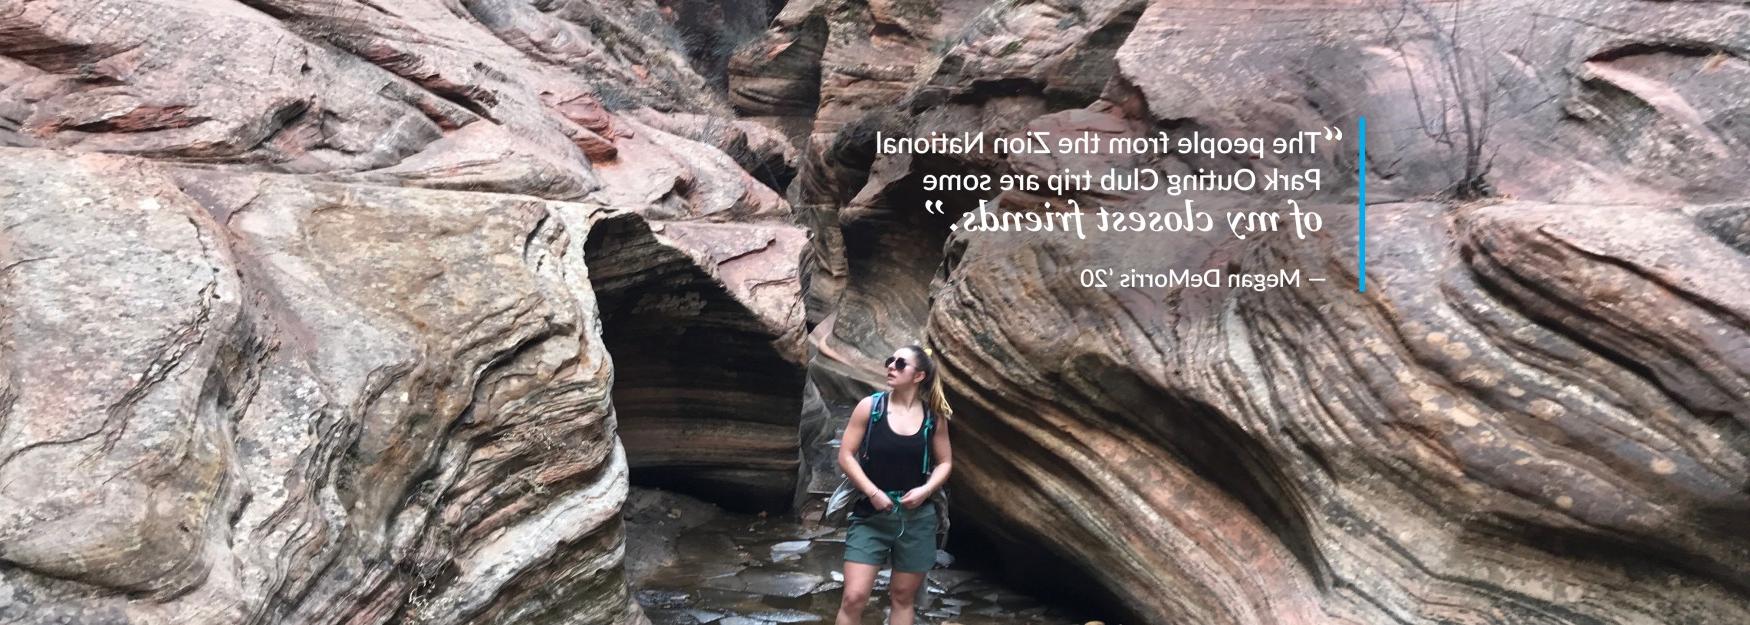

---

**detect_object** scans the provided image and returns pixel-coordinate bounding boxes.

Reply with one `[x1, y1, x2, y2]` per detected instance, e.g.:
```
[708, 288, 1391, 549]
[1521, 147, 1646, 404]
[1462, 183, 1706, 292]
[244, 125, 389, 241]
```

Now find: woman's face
[884, 348, 925, 388]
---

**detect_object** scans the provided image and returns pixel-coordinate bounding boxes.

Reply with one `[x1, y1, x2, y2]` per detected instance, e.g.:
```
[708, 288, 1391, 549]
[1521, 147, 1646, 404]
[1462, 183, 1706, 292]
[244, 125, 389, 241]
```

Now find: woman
[835, 344, 953, 625]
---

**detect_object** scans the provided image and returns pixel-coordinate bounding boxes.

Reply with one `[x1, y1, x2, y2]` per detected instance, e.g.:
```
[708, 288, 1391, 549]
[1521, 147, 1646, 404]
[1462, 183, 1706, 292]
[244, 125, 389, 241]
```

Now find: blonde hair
[902, 344, 953, 420]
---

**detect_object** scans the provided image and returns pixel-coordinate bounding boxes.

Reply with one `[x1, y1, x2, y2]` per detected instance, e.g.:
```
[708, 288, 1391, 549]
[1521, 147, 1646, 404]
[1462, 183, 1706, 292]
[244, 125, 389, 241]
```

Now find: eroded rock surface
[748, 0, 1750, 623]
[0, 0, 783, 208]
[1, 0, 812, 621]
[6, 0, 1748, 622]
[0, 150, 643, 625]
[935, 203, 1750, 625]
[586, 212, 809, 512]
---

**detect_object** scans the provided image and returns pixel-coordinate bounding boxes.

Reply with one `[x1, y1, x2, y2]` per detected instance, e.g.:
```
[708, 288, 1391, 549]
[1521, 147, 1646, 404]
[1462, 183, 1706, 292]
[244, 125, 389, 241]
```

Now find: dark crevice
[664, 0, 782, 93]
[939, 389, 1138, 625]
[584, 213, 803, 513]
[869, 21, 908, 40]
[1481, 515, 1750, 597]
[60, 105, 212, 134]
[414, 77, 498, 122]
[242, 99, 314, 154]
[1079, 354, 1331, 593]
[1587, 40, 1733, 63]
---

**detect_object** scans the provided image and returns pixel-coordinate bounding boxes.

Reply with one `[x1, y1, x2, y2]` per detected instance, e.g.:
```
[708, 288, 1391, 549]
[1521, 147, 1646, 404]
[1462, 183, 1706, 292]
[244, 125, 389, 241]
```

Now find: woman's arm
[837, 396, 890, 510]
[901, 417, 952, 508]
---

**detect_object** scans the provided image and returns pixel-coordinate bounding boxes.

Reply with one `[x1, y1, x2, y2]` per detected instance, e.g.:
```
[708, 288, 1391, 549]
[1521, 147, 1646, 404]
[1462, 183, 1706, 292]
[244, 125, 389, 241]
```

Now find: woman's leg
[887, 571, 926, 625]
[836, 561, 881, 625]
[885, 502, 937, 625]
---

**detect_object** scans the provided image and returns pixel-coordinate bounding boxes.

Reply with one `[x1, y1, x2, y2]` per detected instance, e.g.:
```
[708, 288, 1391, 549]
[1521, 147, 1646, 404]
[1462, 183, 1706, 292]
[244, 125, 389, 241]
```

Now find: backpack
[821, 391, 951, 549]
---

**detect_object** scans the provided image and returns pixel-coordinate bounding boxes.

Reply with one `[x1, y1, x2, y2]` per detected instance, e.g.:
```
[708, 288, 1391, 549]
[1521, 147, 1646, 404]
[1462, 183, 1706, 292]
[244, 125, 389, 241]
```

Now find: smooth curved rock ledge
[932, 202, 1750, 625]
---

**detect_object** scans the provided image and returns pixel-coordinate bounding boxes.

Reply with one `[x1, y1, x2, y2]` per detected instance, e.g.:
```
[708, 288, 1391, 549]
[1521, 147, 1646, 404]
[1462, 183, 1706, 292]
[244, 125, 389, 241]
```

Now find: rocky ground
[623, 489, 1085, 625]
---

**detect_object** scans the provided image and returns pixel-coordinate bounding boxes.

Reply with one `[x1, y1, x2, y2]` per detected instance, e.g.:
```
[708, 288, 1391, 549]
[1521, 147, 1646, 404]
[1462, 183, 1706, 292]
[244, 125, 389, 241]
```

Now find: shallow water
[624, 488, 1084, 625]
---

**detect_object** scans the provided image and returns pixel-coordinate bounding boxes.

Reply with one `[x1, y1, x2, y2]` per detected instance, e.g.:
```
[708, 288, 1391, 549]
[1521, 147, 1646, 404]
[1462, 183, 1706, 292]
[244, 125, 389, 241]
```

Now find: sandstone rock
[751, 1, 1161, 470]
[0, 0, 818, 621]
[933, 202, 1750, 625]
[741, 0, 1750, 622]
[0, 149, 646, 625]
[915, 0, 1146, 109]
[1111, 0, 1750, 203]
[0, 154, 243, 606]
[589, 116, 789, 223]
[728, 10, 826, 141]
[0, 0, 781, 211]
[585, 212, 809, 511]
[627, 108, 800, 194]
[731, 0, 985, 167]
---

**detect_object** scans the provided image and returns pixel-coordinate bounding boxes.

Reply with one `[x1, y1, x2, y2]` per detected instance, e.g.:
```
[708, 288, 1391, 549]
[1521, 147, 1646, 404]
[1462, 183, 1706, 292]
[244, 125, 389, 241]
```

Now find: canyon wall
[756, 0, 1750, 624]
[4, 0, 1748, 624]
[1, 1, 802, 623]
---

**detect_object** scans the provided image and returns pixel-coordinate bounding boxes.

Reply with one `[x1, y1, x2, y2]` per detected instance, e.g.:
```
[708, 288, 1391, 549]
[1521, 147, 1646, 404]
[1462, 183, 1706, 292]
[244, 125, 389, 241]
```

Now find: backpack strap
[920, 403, 935, 475]
[859, 391, 887, 462]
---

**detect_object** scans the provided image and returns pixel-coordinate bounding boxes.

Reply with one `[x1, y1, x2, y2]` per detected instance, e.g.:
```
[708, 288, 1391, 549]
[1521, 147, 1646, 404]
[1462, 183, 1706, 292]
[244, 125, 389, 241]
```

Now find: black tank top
[853, 398, 930, 516]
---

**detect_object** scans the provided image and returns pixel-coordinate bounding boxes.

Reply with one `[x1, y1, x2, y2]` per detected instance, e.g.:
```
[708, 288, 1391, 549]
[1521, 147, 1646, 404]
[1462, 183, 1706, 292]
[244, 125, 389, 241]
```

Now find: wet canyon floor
[623, 488, 1088, 625]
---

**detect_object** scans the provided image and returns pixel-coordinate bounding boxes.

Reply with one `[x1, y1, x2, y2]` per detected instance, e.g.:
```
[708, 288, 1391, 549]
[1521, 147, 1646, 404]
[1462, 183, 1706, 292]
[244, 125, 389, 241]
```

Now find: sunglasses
[884, 356, 911, 371]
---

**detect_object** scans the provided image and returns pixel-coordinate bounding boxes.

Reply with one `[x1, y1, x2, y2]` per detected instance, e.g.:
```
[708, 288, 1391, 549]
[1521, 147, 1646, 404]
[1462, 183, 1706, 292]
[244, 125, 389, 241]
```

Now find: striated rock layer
[0, 0, 792, 212]
[737, 0, 1153, 493]
[0, 150, 645, 625]
[933, 203, 1750, 625]
[1, 0, 813, 620]
[585, 212, 809, 512]
[745, 0, 1750, 622]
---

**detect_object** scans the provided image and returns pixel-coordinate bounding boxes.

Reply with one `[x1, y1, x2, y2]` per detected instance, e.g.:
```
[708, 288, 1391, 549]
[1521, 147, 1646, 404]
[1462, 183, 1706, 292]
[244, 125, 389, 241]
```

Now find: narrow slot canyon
[1, 1, 1745, 625]
[582, 206, 1095, 622]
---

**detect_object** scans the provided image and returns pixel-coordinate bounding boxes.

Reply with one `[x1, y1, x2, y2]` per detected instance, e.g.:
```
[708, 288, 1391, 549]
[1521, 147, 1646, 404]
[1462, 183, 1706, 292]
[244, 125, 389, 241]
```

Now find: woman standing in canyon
[835, 344, 954, 625]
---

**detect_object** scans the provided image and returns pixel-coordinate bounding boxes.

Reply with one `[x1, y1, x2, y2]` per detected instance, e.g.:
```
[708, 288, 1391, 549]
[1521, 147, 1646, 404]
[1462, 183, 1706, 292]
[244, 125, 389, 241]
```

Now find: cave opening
[582, 212, 805, 515]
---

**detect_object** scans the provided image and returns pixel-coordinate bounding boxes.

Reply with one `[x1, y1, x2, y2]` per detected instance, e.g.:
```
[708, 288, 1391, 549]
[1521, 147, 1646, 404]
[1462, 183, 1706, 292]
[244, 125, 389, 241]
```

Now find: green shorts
[845, 502, 937, 573]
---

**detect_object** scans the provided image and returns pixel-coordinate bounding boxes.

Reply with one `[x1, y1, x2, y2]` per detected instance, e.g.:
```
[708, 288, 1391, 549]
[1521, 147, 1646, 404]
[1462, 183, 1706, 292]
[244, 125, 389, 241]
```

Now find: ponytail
[903, 344, 953, 421]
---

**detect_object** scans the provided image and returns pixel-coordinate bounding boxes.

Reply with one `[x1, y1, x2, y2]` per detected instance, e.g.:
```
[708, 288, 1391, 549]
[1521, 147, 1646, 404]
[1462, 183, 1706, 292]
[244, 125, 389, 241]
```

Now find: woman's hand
[867, 490, 895, 512]
[898, 487, 930, 509]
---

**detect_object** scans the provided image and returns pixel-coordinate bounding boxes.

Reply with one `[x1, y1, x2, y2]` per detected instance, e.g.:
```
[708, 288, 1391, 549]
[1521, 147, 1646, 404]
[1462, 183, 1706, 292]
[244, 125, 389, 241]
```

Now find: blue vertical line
[1358, 117, 1367, 293]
